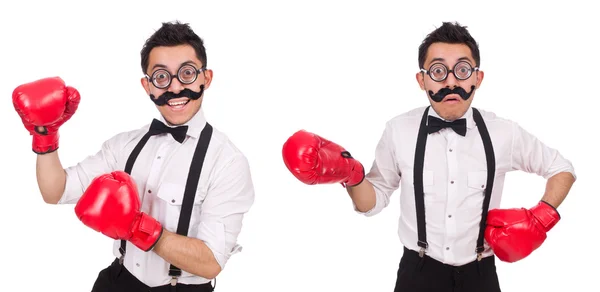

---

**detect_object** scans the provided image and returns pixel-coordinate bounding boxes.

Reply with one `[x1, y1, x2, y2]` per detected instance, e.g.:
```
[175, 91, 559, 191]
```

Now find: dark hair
[140, 21, 207, 74]
[418, 22, 480, 69]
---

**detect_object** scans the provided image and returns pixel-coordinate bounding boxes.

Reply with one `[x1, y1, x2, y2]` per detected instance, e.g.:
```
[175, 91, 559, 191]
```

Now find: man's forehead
[425, 43, 474, 66]
[148, 45, 202, 70]
[150, 60, 201, 70]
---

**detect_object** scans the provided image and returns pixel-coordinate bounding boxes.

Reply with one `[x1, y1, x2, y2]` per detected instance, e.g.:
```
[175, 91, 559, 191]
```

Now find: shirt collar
[428, 106, 476, 129]
[158, 108, 207, 139]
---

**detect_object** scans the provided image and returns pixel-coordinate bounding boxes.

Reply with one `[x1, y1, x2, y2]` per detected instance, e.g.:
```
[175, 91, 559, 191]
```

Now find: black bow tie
[427, 116, 467, 136]
[148, 119, 189, 143]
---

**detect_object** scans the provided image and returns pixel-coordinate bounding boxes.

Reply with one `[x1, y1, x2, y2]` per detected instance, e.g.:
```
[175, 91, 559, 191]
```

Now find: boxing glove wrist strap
[531, 200, 561, 232]
[130, 213, 164, 252]
[32, 131, 59, 154]
[345, 163, 365, 187]
[341, 151, 366, 187]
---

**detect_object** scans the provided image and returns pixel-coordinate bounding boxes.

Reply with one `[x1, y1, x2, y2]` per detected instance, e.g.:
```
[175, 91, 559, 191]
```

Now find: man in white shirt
[12, 21, 255, 292]
[281, 22, 576, 291]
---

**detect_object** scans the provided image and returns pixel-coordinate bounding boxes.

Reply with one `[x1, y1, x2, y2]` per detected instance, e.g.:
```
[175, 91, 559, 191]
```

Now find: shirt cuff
[352, 200, 377, 216]
[196, 220, 231, 270]
[352, 180, 385, 217]
[542, 160, 577, 181]
[57, 166, 84, 205]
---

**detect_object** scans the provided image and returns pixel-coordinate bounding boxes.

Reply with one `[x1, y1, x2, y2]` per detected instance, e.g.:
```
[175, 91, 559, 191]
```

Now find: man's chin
[159, 104, 201, 126]
[163, 116, 189, 126]
[431, 104, 466, 121]
[158, 110, 187, 126]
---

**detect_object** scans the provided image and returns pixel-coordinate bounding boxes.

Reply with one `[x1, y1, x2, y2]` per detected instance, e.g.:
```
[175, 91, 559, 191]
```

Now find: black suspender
[413, 106, 495, 261]
[413, 107, 430, 257]
[120, 130, 154, 264]
[472, 108, 496, 258]
[120, 122, 214, 286]
[169, 123, 212, 283]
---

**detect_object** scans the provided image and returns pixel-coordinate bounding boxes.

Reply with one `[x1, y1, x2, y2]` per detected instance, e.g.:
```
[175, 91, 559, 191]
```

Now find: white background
[0, 0, 597, 291]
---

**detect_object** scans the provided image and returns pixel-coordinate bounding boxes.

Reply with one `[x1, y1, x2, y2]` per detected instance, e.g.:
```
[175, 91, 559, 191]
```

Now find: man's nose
[444, 72, 459, 88]
[168, 77, 185, 94]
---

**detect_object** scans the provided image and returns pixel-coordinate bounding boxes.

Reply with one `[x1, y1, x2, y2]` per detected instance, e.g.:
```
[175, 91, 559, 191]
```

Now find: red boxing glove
[12, 76, 80, 154]
[485, 201, 560, 263]
[74, 171, 163, 252]
[282, 130, 365, 187]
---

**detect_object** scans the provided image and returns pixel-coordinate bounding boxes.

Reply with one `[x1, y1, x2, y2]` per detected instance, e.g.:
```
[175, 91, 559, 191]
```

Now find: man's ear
[141, 77, 151, 95]
[475, 70, 484, 89]
[202, 69, 214, 90]
[416, 72, 426, 90]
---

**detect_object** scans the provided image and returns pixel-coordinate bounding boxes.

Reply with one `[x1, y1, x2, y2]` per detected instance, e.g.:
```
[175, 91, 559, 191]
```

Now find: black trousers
[394, 247, 501, 292]
[91, 258, 214, 292]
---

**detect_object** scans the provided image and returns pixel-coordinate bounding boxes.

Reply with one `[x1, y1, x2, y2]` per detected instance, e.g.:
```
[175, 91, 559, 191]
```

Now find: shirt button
[448, 215, 452, 218]
[171, 199, 176, 203]
[157, 156, 161, 159]
[449, 148, 453, 152]
[148, 190, 152, 194]
[450, 180, 454, 184]
[446, 247, 450, 250]
[136, 263, 140, 267]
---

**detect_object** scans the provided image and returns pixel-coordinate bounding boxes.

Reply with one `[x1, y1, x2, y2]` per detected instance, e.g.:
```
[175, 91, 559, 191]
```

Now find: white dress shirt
[359, 106, 576, 266]
[58, 109, 255, 286]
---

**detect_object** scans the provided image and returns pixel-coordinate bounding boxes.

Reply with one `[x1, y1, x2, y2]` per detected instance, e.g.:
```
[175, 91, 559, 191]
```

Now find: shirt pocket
[423, 170, 446, 207]
[403, 168, 436, 199]
[422, 170, 434, 188]
[156, 182, 207, 232]
[466, 170, 488, 208]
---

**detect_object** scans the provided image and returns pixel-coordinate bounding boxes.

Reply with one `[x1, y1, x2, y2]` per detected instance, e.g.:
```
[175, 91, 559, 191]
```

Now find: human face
[416, 42, 484, 121]
[141, 44, 213, 125]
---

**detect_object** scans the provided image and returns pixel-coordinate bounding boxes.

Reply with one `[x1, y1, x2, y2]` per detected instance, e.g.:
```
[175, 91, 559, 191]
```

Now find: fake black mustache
[149, 84, 205, 106]
[428, 85, 475, 103]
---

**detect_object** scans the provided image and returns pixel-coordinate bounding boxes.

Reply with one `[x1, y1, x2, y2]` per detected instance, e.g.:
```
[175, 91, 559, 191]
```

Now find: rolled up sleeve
[196, 153, 255, 269]
[57, 137, 119, 204]
[355, 122, 401, 217]
[510, 122, 576, 180]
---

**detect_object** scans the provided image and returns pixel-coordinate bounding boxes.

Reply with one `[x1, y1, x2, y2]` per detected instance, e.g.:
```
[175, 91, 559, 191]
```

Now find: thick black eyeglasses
[146, 64, 207, 89]
[420, 61, 479, 82]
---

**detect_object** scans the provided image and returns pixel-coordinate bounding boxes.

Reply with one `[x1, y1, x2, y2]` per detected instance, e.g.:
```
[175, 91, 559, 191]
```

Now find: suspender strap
[413, 107, 430, 257]
[413, 107, 495, 260]
[472, 108, 496, 258]
[168, 123, 213, 280]
[119, 131, 154, 261]
[124, 132, 154, 175]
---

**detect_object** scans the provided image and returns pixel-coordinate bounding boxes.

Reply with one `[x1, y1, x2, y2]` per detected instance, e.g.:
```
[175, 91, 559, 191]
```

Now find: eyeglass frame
[420, 61, 479, 82]
[145, 64, 208, 89]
